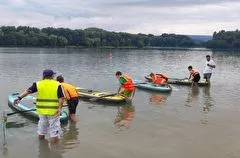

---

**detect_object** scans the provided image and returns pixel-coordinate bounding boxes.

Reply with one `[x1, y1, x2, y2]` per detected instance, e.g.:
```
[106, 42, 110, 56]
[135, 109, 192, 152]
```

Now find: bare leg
[50, 136, 59, 144]
[207, 78, 211, 86]
[69, 114, 79, 123]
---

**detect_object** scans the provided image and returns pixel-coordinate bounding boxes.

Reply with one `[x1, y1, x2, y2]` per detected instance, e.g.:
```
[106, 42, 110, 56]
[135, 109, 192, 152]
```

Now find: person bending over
[115, 71, 135, 101]
[56, 75, 79, 123]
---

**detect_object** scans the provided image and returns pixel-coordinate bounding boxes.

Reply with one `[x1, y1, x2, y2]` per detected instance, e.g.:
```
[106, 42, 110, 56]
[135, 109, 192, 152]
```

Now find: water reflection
[202, 86, 214, 113]
[61, 122, 80, 152]
[38, 122, 79, 158]
[6, 121, 27, 128]
[114, 103, 135, 130]
[1, 146, 8, 158]
[38, 140, 62, 158]
[185, 86, 200, 107]
[149, 93, 167, 108]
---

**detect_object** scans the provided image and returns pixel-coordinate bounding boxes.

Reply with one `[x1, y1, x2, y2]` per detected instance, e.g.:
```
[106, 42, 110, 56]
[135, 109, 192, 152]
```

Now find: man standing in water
[203, 55, 216, 84]
[14, 69, 64, 143]
[115, 71, 135, 101]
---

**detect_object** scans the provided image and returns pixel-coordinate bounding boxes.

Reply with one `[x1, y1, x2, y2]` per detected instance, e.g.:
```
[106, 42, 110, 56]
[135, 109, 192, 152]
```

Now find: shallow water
[0, 47, 240, 158]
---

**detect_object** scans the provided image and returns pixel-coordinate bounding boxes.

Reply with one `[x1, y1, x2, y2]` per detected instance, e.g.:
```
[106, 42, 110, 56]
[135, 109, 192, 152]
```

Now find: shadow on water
[114, 102, 135, 130]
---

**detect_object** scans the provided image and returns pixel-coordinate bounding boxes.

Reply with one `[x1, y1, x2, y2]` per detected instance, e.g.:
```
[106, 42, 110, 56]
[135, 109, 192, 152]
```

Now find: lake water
[0, 47, 240, 158]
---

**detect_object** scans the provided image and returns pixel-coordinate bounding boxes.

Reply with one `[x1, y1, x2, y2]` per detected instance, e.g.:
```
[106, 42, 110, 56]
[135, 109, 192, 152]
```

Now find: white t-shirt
[203, 59, 216, 74]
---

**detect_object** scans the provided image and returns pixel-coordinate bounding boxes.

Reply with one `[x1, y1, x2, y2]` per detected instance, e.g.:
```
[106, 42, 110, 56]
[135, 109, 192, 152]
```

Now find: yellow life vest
[36, 79, 59, 115]
[61, 82, 78, 100]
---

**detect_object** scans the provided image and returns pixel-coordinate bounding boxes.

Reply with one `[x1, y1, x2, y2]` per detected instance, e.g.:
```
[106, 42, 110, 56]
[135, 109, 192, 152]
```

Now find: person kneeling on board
[149, 73, 168, 86]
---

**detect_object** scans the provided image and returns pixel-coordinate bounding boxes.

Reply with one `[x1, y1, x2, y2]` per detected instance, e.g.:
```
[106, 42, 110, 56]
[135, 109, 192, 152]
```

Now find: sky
[0, 0, 239, 35]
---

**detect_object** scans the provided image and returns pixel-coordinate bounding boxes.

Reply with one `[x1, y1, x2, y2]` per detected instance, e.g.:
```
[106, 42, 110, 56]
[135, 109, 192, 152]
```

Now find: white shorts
[38, 115, 61, 138]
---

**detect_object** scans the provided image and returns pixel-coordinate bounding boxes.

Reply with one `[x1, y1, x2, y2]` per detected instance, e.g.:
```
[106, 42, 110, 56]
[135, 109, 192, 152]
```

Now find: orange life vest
[121, 75, 135, 91]
[151, 74, 167, 84]
[61, 82, 78, 100]
[190, 69, 199, 77]
[158, 73, 168, 81]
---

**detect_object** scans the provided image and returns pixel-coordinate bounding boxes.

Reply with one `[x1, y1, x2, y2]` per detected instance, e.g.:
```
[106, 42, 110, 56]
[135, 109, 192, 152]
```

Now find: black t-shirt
[27, 82, 64, 98]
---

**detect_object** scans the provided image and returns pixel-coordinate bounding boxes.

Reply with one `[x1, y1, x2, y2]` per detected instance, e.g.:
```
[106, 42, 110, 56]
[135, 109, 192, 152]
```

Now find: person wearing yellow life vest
[149, 73, 168, 85]
[56, 75, 79, 123]
[13, 69, 64, 143]
[115, 71, 135, 101]
[188, 65, 201, 86]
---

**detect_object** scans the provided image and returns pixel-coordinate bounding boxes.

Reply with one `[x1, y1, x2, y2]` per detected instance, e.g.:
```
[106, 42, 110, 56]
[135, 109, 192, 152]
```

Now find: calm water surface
[0, 47, 240, 158]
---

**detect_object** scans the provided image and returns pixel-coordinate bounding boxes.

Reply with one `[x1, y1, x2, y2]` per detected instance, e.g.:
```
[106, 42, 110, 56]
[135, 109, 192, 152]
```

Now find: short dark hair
[56, 75, 64, 83]
[115, 71, 122, 76]
[188, 65, 193, 69]
[150, 72, 154, 76]
[206, 55, 210, 58]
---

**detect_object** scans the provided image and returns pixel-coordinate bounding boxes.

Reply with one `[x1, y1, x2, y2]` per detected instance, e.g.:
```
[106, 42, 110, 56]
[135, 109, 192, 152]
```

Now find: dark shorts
[67, 97, 79, 114]
[193, 73, 200, 82]
[204, 73, 212, 79]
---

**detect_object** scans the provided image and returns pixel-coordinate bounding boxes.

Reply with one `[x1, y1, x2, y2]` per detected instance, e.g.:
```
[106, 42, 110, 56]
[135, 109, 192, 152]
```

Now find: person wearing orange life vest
[13, 69, 64, 143]
[56, 75, 79, 123]
[188, 65, 201, 86]
[115, 71, 135, 101]
[149, 73, 168, 85]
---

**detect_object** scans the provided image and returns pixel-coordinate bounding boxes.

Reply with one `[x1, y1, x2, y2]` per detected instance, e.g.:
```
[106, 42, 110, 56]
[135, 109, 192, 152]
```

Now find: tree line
[1, 26, 239, 49]
[205, 30, 240, 49]
[0, 26, 195, 48]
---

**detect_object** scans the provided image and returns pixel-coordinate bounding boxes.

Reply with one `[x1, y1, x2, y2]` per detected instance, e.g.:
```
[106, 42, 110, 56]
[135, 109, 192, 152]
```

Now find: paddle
[168, 77, 187, 81]
[6, 109, 36, 116]
[2, 112, 7, 146]
[1, 108, 36, 146]
[133, 80, 148, 85]
[89, 93, 118, 101]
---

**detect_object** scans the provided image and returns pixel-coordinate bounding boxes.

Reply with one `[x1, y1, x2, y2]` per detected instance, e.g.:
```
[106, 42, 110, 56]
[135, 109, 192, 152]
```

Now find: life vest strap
[36, 105, 59, 109]
[36, 99, 59, 102]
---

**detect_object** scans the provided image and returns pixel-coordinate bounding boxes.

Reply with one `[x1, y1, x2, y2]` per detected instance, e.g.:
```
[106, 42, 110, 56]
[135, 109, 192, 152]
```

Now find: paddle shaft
[7, 109, 36, 116]
[90, 93, 118, 101]
[168, 78, 186, 80]
[2, 112, 7, 146]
